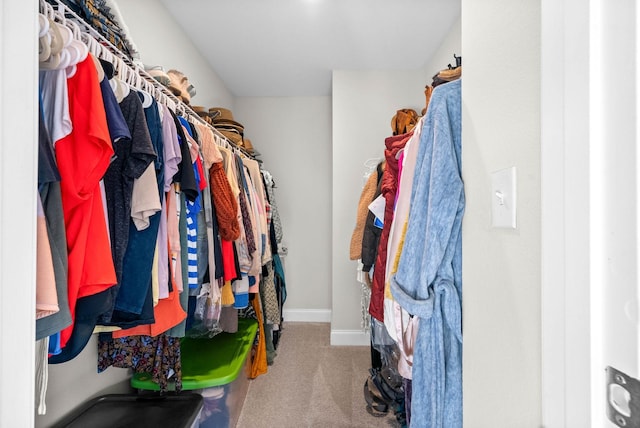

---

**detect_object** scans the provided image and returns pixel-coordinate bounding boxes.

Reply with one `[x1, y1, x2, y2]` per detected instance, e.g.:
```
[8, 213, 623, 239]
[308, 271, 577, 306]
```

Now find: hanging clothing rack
[40, 0, 255, 159]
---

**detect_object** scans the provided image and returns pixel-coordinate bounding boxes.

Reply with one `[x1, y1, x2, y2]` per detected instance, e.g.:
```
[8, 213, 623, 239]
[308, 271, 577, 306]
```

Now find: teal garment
[272, 253, 287, 305]
[391, 79, 463, 428]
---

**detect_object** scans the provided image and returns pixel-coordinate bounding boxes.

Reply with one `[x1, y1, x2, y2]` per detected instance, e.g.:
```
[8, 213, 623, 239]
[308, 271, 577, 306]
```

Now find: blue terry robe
[391, 78, 464, 428]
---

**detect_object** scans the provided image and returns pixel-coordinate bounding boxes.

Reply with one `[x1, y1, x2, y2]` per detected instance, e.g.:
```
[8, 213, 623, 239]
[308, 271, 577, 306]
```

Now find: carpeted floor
[236, 322, 400, 428]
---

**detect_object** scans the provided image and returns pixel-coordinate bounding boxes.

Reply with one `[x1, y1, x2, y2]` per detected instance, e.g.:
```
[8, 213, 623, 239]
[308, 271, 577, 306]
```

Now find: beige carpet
[236, 322, 400, 428]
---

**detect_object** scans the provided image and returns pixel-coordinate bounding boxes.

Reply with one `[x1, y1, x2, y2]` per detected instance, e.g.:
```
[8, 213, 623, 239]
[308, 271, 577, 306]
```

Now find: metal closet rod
[40, 0, 255, 159]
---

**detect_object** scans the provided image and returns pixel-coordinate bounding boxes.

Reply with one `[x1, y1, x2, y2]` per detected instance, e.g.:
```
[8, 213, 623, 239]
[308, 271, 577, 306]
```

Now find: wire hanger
[448, 53, 462, 69]
[363, 157, 382, 169]
[430, 53, 462, 88]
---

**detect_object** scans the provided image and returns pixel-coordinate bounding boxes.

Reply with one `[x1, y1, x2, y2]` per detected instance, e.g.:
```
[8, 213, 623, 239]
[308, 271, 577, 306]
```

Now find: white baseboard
[330, 329, 371, 346]
[283, 309, 332, 323]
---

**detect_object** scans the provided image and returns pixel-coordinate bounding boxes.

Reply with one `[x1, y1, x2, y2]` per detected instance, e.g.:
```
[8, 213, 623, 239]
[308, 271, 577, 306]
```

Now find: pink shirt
[36, 194, 59, 319]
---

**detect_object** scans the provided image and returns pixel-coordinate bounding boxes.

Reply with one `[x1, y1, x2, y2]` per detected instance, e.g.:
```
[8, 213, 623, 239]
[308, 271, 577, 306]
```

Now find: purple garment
[161, 104, 181, 193]
[157, 197, 169, 299]
[235, 155, 256, 257]
[404, 378, 412, 426]
[156, 104, 180, 299]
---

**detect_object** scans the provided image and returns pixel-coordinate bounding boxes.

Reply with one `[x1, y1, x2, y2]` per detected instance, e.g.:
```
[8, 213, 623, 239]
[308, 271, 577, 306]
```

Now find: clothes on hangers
[55, 55, 117, 349]
[369, 132, 412, 322]
[36, 90, 71, 340]
[350, 161, 384, 261]
[350, 76, 463, 426]
[37, 3, 286, 408]
[262, 170, 284, 248]
[360, 162, 385, 275]
[391, 79, 463, 428]
[383, 116, 426, 379]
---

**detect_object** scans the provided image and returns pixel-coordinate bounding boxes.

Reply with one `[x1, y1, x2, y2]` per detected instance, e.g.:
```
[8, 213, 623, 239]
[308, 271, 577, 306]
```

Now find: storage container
[52, 393, 204, 428]
[132, 318, 258, 428]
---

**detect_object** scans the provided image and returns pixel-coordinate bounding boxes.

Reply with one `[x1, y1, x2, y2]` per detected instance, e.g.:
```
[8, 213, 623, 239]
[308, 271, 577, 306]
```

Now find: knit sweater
[209, 162, 240, 241]
[391, 79, 463, 428]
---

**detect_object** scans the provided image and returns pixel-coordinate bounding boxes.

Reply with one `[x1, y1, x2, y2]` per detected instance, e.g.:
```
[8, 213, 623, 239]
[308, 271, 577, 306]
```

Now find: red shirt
[55, 57, 117, 348]
[112, 285, 186, 338]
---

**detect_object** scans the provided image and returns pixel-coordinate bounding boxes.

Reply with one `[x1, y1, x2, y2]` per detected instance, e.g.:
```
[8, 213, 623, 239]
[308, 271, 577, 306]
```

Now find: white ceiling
[160, 0, 460, 97]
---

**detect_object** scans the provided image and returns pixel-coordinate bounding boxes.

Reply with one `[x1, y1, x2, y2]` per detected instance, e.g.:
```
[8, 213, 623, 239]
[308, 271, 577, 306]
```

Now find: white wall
[234, 97, 333, 320]
[331, 70, 428, 341]
[540, 0, 594, 425]
[117, 0, 235, 109]
[423, 16, 462, 84]
[461, 0, 542, 426]
[35, 338, 131, 428]
[590, 2, 638, 426]
[1, 1, 38, 427]
[329, 19, 461, 343]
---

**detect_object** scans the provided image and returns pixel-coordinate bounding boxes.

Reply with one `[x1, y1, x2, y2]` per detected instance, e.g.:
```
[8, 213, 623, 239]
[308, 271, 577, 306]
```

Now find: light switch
[491, 167, 517, 229]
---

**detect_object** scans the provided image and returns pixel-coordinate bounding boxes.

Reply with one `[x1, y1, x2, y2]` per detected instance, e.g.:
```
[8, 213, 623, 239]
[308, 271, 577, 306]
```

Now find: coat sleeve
[349, 167, 380, 260]
[361, 209, 382, 272]
[360, 163, 385, 271]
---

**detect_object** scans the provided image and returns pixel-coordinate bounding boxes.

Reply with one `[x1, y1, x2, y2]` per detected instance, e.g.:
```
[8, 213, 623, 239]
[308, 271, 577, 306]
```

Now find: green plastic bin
[131, 318, 258, 427]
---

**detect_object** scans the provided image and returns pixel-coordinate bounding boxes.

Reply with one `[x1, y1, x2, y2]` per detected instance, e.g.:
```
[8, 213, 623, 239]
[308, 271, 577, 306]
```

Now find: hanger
[38, 13, 49, 37]
[165, 94, 176, 113]
[38, 13, 52, 62]
[41, 0, 54, 20]
[363, 158, 382, 169]
[431, 53, 462, 88]
[127, 64, 136, 87]
[42, 0, 253, 161]
[130, 69, 153, 107]
[454, 53, 462, 68]
[138, 86, 153, 108]
[109, 57, 130, 101]
[67, 20, 88, 66]
[39, 0, 74, 70]
[55, 2, 66, 24]
[82, 33, 95, 57]
[101, 44, 115, 66]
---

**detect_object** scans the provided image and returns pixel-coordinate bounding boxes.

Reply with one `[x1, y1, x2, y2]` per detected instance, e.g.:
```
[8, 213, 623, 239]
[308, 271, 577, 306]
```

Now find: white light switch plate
[491, 167, 517, 228]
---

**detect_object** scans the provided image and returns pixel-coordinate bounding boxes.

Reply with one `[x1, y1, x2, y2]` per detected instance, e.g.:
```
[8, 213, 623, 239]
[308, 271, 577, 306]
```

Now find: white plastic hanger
[38, 13, 49, 37]
[138, 77, 153, 108]
[59, 19, 87, 77]
[125, 66, 152, 108]
[109, 57, 130, 102]
[38, 14, 52, 62]
[166, 95, 176, 113]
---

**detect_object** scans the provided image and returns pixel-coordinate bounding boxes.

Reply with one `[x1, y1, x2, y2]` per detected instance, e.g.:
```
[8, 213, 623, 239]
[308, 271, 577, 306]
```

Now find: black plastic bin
[51, 393, 204, 428]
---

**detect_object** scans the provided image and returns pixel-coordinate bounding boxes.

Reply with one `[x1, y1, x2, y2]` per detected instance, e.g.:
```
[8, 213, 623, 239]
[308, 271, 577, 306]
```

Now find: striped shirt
[185, 162, 201, 289]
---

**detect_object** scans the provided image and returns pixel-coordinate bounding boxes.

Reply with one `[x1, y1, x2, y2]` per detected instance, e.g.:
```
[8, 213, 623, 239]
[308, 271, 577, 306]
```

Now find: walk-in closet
[6, 0, 633, 427]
